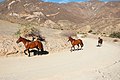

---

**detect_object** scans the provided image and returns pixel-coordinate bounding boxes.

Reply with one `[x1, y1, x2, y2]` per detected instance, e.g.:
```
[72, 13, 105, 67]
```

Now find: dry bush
[113, 39, 119, 42]
[109, 32, 120, 39]
[15, 24, 41, 38]
[88, 30, 93, 33]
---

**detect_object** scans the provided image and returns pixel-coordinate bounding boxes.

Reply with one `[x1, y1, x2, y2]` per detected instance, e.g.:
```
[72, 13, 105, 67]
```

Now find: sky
[43, 0, 120, 3]
[0, 0, 4, 2]
[0, 0, 120, 3]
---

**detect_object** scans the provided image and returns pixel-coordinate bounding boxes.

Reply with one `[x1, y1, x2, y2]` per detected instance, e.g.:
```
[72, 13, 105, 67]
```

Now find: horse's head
[98, 37, 101, 40]
[68, 36, 72, 42]
[16, 36, 23, 43]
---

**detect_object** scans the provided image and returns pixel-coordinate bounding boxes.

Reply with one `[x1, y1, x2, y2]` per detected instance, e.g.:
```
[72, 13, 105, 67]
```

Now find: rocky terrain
[0, 33, 120, 80]
[0, 0, 120, 56]
[0, 19, 72, 57]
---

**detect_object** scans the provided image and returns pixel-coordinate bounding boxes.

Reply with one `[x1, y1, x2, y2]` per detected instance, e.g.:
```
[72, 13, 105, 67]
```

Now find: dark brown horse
[16, 36, 44, 57]
[97, 37, 103, 47]
[68, 36, 84, 51]
[25, 34, 46, 42]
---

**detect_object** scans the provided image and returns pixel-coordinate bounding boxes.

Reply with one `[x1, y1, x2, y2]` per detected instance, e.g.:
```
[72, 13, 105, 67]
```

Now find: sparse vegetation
[109, 32, 120, 38]
[92, 33, 97, 35]
[15, 24, 41, 37]
[15, 29, 20, 37]
[113, 39, 119, 42]
[88, 30, 92, 33]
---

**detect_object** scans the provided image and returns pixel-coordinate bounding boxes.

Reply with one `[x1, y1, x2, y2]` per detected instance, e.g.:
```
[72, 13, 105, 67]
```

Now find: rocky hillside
[0, 20, 70, 57]
[0, 0, 120, 35]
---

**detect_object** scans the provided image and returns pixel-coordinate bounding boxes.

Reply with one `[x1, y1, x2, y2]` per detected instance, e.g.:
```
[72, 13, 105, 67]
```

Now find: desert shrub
[15, 29, 20, 37]
[88, 30, 92, 33]
[109, 32, 120, 38]
[15, 24, 41, 37]
[113, 39, 118, 42]
[92, 33, 97, 35]
[103, 33, 106, 34]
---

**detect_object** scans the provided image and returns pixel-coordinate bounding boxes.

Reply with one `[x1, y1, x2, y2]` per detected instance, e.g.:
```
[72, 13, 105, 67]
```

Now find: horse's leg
[98, 43, 100, 47]
[81, 46, 82, 50]
[36, 47, 40, 55]
[98, 43, 99, 46]
[80, 44, 82, 50]
[77, 44, 79, 50]
[70, 46, 73, 52]
[41, 48, 44, 52]
[73, 46, 75, 51]
[28, 49, 30, 57]
[36, 47, 39, 51]
[71, 45, 75, 51]
[37, 47, 43, 52]
[37, 42, 44, 52]
[24, 49, 28, 55]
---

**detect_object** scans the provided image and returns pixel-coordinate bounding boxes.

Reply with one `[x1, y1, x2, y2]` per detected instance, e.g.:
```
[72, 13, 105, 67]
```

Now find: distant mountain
[0, 0, 120, 35]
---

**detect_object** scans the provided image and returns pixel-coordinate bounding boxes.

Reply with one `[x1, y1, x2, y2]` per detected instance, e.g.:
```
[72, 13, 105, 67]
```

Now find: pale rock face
[8, 0, 21, 10]
[46, 12, 60, 17]
[23, 3, 31, 7]
[33, 12, 45, 17]
[9, 12, 19, 17]
[8, 0, 16, 10]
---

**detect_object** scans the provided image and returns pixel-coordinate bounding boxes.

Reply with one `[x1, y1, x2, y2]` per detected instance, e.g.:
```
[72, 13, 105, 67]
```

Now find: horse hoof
[25, 53, 27, 55]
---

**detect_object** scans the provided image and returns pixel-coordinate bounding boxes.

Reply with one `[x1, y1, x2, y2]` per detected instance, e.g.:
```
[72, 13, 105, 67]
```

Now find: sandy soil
[0, 37, 120, 80]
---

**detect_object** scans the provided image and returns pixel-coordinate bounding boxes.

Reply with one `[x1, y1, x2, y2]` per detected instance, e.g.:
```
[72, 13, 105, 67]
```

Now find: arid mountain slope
[0, 0, 120, 34]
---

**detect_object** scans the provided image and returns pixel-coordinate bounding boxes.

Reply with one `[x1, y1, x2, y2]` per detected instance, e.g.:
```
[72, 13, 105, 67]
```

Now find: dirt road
[0, 38, 120, 80]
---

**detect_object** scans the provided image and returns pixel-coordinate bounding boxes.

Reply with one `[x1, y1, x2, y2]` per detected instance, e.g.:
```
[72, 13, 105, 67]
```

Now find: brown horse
[68, 36, 84, 51]
[16, 36, 44, 57]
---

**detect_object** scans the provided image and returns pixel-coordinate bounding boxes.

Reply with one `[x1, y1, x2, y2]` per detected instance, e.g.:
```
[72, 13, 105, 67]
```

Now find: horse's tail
[79, 39, 84, 47]
[37, 41, 44, 51]
[81, 41, 84, 47]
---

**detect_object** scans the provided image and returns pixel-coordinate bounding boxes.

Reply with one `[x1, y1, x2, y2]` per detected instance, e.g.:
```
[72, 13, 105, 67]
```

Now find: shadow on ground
[30, 50, 49, 56]
[96, 45, 102, 47]
[70, 48, 83, 52]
